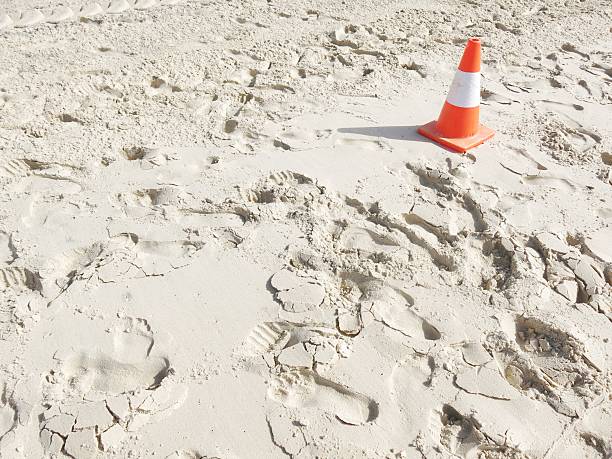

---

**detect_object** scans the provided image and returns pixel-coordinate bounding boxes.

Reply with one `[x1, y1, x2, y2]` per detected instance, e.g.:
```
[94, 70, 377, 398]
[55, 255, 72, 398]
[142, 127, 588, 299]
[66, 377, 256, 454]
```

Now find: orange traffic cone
[418, 38, 494, 153]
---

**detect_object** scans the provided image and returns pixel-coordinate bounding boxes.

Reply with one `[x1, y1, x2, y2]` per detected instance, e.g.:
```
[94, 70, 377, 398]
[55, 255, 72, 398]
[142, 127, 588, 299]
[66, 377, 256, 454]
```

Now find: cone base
[418, 121, 495, 153]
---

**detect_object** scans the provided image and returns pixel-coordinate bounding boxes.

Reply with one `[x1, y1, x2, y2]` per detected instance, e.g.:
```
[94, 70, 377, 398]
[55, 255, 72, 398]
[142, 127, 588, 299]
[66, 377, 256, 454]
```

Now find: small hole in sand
[150, 77, 166, 89]
[122, 146, 146, 160]
[224, 119, 239, 134]
[58, 113, 83, 124]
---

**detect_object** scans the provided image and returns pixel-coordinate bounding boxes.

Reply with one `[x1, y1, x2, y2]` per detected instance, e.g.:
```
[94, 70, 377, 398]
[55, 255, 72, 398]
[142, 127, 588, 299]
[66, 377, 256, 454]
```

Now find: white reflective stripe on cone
[445, 70, 481, 108]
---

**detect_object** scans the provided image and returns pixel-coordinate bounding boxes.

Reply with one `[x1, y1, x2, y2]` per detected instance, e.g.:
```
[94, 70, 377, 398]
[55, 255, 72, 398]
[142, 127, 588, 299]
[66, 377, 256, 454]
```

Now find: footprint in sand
[62, 318, 170, 394]
[94, 234, 204, 281]
[0, 158, 83, 196]
[436, 401, 533, 459]
[122, 186, 184, 208]
[339, 224, 400, 255]
[245, 321, 342, 369]
[0, 2, 183, 34]
[514, 316, 602, 394]
[268, 369, 377, 425]
[358, 280, 441, 341]
[539, 114, 602, 158]
[0, 158, 31, 183]
[334, 136, 391, 152]
[269, 269, 326, 314]
[241, 171, 322, 205]
[106, 0, 132, 14]
[273, 126, 333, 151]
[133, 0, 160, 10]
[42, 318, 185, 457]
[134, 239, 203, 275]
[13, 10, 45, 27]
[46, 6, 74, 23]
[389, 353, 437, 441]
[40, 380, 186, 457]
[487, 315, 603, 417]
[245, 322, 291, 355]
[233, 16, 269, 28]
[392, 350, 519, 457]
[0, 384, 17, 443]
[79, 3, 105, 18]
[0, 266, 42, 293]
[521, 174, 576, 192]
[0, 14, 13, 30]
[0, 232, 13, 264]
[438, 404, 484, 458]
[62, 352, 169, 393]
[125, 146, 222, 183]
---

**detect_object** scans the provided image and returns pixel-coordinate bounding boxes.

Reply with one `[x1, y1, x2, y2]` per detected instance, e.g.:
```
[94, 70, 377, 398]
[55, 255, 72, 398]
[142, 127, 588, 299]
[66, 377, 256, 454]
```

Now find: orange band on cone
[436, 103, 480, 139]
[458, 38, 481, 73]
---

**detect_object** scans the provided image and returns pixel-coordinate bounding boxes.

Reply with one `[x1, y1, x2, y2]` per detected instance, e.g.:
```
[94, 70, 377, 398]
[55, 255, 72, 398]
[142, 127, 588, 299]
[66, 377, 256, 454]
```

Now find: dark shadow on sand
[337, 125, 429, 142]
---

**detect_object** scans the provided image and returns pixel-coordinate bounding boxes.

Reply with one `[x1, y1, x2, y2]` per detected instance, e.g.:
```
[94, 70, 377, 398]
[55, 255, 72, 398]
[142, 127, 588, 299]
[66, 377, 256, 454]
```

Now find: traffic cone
[418, 38, 494, 153]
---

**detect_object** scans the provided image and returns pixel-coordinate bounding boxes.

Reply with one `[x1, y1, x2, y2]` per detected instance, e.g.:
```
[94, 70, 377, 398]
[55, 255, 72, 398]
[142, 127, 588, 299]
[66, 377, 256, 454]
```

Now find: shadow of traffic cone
[418, 37, 494, 153]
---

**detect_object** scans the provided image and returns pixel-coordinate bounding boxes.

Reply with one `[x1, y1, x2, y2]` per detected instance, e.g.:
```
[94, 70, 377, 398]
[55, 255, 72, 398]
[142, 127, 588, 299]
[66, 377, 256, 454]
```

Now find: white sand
[0, 1, 611, 458]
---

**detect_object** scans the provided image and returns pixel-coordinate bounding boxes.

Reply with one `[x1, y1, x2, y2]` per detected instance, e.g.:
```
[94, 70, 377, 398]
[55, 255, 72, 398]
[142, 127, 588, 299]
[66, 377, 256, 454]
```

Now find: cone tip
[458, 37, 482, 72]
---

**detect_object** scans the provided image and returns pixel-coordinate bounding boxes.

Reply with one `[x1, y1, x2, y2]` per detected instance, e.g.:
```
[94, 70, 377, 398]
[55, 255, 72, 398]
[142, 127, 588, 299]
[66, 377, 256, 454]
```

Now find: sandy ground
[0, 1, 611, 458]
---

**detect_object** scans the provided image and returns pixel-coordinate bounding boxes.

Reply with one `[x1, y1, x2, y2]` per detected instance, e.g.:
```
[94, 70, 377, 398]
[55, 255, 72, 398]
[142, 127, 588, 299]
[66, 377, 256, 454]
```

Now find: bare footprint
[63, 352, 169, 394]
[268, 369, 377, 425]
[42, 319, 185, 455]
[62, 318, 169, 394]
